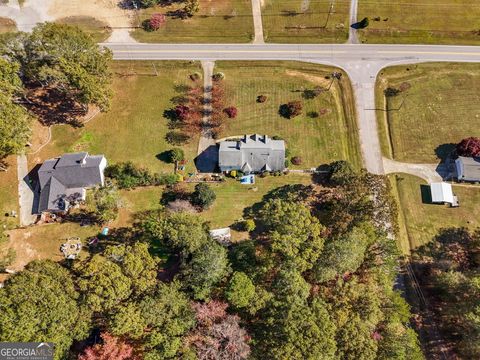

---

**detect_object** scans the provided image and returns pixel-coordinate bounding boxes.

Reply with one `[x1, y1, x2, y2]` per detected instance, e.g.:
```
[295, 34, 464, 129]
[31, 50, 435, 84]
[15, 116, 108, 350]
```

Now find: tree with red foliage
[457, 137, 480, 157]
[280, 100, 303, 119]
[291, 156, 303, 165]
[78, 333, 138, 360]
[186, 301, 251, 359]
[149, 14, 166, 30]
[174, 105, 191, 121]
[223, 106, 238, 119]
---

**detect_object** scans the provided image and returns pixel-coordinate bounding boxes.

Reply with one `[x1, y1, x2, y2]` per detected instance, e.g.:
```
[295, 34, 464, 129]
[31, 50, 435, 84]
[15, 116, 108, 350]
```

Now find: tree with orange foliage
[78, 333, 138, 360]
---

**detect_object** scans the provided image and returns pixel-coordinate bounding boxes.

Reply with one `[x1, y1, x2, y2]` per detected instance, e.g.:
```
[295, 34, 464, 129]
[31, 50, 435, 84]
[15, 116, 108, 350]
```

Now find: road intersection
[105, 42, 480, 175]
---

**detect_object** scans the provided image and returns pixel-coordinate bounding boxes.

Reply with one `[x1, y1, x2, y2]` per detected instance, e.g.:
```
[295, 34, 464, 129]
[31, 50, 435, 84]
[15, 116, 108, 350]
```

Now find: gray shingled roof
[37, 152, 106, 212]
[456, 156, 480, 181]
[218, 134, 285, 173]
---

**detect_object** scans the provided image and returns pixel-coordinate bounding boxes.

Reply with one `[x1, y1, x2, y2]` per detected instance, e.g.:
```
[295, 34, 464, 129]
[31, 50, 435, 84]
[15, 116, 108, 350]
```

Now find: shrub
[457, 137, 480, 157]
[190, 72, 201, 81]
[285, 148, 291, 157]
[174, 105, 190, 121]
[284, 159, 291, 168]
[105, 162, 180, 189]
[279, 101, 303, 119]
[191, 183, 216, 210]
[223, 106, 238, 119]
[212, 72, 225, 81]
[291, 156, 303, 165]
[139, 0, 158, 8]
[273, 135, 284, 141]
[307, 111, 319, 118]
[257, 95, 267, 103]
[384, 87, 400, 97]
[166, 131, 190, 145]
[183, 0, 200, 17]
[149, 13, 166, 30]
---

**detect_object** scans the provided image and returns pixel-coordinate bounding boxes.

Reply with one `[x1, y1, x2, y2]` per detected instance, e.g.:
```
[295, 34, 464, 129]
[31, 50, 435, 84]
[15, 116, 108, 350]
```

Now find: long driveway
[105, 43, 480, 175]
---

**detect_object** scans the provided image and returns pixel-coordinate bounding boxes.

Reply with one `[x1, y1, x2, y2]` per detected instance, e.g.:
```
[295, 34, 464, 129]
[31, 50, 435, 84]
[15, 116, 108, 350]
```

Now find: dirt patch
[25, 86, 88, 127]
[0, 16, 16, 33]
[286, 70, 331, 87]
[49, 0, 133, 29]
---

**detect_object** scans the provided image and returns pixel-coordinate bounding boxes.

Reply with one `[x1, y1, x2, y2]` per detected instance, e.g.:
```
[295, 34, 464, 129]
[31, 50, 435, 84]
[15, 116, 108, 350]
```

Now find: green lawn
[376, 63, 480, 163]
[29, 61, 201, 175]
[0, 156, 19, 229]
[392, 174, 480, 251]
[0, 17, 16, 33]
[131, 0, 254, 43]
[357, 0, 480, 44]
[215, 61, 362, 169]
[56, 16, 112, 42]
[262, 0, 350, 43]
[193, 174, 312, 230]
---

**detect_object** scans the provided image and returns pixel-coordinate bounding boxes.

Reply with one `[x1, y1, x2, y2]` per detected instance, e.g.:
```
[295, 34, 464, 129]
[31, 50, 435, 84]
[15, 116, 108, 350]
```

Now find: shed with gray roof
[455, 156, 480, 182]
[37, 152, 107, 213]
[218, 134, 285, 173]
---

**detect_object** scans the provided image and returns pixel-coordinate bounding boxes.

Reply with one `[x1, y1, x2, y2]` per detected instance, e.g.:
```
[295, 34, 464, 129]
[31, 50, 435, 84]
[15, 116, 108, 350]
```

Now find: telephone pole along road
[104, 43, 480, 175]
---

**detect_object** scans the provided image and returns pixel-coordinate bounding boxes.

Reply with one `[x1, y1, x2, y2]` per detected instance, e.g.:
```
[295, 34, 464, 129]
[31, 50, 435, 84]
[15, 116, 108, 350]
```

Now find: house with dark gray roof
[37, 152, 107, 213]
[218, 134, 285, 173]
[455, 156, 480, 182]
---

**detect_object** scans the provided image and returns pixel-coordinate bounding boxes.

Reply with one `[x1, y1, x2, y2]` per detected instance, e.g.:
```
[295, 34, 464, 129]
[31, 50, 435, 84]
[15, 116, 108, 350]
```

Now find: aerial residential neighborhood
[0, 1, 479, 359]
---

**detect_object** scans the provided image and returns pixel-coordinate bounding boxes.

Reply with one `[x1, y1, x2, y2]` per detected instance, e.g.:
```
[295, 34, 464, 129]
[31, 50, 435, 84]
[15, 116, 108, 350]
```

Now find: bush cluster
[105, 162, 180, 189]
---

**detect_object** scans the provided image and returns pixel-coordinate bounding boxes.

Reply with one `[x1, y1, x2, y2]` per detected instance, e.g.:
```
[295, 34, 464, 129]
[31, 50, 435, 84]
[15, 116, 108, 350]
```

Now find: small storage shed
[430, 182, 458, 206]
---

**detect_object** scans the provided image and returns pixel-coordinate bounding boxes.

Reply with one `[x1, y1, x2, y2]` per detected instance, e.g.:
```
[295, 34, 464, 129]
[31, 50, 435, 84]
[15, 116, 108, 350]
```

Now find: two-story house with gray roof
[218, 134, 285, 173]
[37, 152, 107, 213]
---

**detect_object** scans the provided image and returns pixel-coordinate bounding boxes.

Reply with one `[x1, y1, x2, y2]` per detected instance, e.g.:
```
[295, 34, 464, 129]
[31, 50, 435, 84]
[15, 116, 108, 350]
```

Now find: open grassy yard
[194, 174, 312, 229]
[56, 16, 112, 42]
[0, 17, 16, 33]
[357, 0, 480, 44]
[262, 0, 350, 43]
[131, 0, 253, 43]
[391, 174, 480, 251]
[29, 61, 201, 174]
[376, 63, 480, 163]
[215, 61, 362, 169]
[0, 156, 19, 229]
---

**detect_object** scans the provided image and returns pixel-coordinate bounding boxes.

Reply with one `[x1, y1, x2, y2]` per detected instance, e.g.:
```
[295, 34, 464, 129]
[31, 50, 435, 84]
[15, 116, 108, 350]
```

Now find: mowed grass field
[215, 61, 362, 169]
[191, 174, 312, 229]
[131, 0, 253, 43]
[376, 63, 480, 163]
[56, 16, 112, 42]
[0, 156, 19, 228]
[357, 0, 480, 44]
[262, 0, 350, 43]
[391, 174, 480, 251]
[29, 61, 201, 174]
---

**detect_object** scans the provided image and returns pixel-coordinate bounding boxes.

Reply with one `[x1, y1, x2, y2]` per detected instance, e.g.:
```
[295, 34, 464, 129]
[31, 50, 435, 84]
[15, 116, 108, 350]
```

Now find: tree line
[0, 161, 424, 359]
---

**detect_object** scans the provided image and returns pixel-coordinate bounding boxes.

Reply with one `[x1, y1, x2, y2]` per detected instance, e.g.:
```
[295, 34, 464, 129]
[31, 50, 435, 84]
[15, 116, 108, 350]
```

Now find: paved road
[105, 43, 480, 174]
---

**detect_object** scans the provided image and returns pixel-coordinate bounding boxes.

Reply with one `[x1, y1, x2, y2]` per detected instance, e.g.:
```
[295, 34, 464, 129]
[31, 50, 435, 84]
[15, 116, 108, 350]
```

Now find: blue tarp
[240, 175, 255, 184]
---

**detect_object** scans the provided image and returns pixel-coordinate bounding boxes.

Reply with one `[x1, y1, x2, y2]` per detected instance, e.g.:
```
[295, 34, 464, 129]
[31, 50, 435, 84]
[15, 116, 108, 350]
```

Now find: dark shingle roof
[37, 152, 106, 212]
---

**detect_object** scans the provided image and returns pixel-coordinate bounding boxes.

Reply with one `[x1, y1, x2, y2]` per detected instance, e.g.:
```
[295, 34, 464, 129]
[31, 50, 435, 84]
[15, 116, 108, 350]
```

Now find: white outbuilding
[430, 182, 458, 206]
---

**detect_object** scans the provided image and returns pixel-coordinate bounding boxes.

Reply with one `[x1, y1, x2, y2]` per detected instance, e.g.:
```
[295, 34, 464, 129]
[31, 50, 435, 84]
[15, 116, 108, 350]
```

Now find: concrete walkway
[17, 155, 37, 226]
[251, 0, 264, 44]
[383, 157, 442, 183]
[348, 0, 359, 44]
